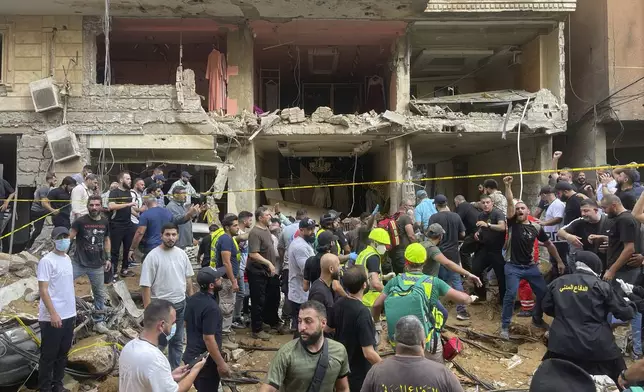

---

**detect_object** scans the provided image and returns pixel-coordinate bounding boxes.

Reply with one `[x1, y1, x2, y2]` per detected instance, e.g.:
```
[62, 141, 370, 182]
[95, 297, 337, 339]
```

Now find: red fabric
[518, 279, 535, 311]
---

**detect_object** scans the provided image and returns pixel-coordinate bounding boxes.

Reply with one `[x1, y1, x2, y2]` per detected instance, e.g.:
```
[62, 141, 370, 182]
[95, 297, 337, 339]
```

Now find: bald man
[308, 254, 342, 336]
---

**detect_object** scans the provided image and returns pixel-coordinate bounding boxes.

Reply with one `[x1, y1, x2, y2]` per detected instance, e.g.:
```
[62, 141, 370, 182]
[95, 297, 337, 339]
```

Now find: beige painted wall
[0, 16, 83, 112]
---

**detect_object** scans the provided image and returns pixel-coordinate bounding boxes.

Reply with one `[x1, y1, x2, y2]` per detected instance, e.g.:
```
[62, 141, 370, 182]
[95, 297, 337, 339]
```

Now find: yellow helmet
[405, 243, 427, 264]
[368, 228, 391, 245]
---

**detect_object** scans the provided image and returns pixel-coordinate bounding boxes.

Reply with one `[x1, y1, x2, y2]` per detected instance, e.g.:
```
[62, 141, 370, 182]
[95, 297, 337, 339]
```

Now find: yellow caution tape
[68, 341, 123, 356]
[2, 163, 641, 204]
[0, 205, 68, 241]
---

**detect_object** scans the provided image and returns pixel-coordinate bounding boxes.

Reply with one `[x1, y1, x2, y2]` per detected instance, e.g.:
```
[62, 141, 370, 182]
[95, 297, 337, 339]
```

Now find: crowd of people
[12, 150, 644, 391]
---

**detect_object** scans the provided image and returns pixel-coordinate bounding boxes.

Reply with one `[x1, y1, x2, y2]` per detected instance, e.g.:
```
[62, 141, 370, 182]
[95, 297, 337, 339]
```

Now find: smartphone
[187, 351, 209, 369]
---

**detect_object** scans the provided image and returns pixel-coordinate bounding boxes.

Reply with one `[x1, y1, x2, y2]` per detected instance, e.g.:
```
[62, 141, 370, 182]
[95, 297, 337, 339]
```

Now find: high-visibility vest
[209, 229, 240, 269]
[355, 245, 382, 307]
[315, 228, 341, 254]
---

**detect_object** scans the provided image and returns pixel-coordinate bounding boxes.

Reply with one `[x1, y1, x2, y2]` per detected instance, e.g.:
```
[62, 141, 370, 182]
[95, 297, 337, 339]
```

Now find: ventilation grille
[29, 78, 62, 113]
[45, 125, 80, 163]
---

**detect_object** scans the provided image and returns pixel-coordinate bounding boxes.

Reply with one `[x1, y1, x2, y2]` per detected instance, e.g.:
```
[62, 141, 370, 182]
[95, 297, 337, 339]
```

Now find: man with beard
[169, 171, 198, 206]
[500, 176, 565, 340]
[605, 168, 641, 211]
[575, 172, 595, 198]
[70, 173, 98, 222]
[260, 300, 350, 392]
[108, 171, 138, 281]
[140, 223, 195, 369]
[212, 214, 241, 349]
[482, 179, 507, 215]
[308, 253, 341, 336]
[558, 199, 609, 270]
[233, 210, 253, 328]
[599, 195, 642, 359]
[44, 176, 77, 230]
[555, 181, 587, 225]
[69, 196, 111, 334]
[166, 186, 204, 250]
[538, 186, 568, 279]
[28, 172, 57, 249]
[288, 218, 316, 335]
[183, 267, 232, 391]
[247, 206, 280, 340]
[542, 251, 635, 385]
[471, 194, 507, 304]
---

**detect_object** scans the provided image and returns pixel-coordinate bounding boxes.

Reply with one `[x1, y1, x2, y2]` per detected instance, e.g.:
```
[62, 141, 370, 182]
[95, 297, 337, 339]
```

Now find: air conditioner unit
[29, 78, 63, 113]
[45, 125, 81, 163]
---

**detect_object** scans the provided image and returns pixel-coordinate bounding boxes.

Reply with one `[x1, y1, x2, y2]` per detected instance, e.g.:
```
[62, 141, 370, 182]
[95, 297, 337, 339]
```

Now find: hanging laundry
[365, 75, 386, 113]
[206, 48, 228, 113]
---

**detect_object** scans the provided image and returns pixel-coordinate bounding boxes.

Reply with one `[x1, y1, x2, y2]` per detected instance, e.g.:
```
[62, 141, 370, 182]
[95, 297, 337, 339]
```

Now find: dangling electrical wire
[98, 0, 114, 187]
[516, 97, 530, 200]
[347, 153, 358, 217]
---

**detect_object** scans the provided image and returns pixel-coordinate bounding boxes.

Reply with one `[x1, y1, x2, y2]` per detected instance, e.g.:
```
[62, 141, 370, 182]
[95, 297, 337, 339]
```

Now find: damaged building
[0, 1, 576, 250]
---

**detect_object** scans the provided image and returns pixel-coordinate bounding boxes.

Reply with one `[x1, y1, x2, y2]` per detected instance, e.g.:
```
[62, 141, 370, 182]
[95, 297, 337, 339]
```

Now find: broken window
[96, 19, 229, 112]
[252, 20, 407, 115]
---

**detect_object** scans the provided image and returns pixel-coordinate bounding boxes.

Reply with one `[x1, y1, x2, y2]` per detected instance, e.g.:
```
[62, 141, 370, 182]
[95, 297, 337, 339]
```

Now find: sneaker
[120, 270, 136, 278]
[532, 319, 550, 330]
[93, 322, 110, 334]
[500, 328, 510, 340]
[231, 321, 245, 329]
[632, 351, 643, 361]
[262, 323, 271, 333]
[277, 324, 291, 335]
[517, 310, 532, 318]
[456, 310, 471, 321]
[129, 260, 141, 267]
[111, 276, 118, 284]
[222, 335, 239, 350]
[251, 331, 271, 341]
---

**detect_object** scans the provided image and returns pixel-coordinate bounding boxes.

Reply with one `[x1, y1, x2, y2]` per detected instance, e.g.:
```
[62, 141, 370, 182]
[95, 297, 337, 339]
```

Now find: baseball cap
[328, 210, 340, 219]
[299, 218, 316, 230]
[426, 223, 446, 237]
[51, 227, 70, 239]
[320, 213, 335, 225]
[416, 190, 428, 198]
[181, 171, 192, 178]
[539, 186, 554, 195]
[434, 194, 447, 205]
[197, 267, 226, 287]
[317, 230, 337, 247]
[554, 181, 574, 191]
[404, 243, 427, 264]
[153, 174, 166, 182]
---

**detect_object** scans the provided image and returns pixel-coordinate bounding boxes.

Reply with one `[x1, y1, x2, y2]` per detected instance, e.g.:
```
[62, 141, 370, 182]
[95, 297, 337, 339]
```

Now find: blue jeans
[72, 263, 106, 323]
[502, 263, 547, 329]
[610, 312, 643, 356]
[438, 265, 466, 313]
[159, 299, 186, 369]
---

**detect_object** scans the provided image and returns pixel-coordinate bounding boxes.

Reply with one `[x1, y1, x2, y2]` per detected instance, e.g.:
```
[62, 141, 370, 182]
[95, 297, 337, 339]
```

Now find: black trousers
[39, 317, 75, 392]
[543, 350, 626, 387]
[459, 234, 479, 272]
[264, 275, 282, 327]
[28, 210, 48, 248]
[280, 269, 292, 320]
[248, 271, 269, 333]
[107, 223, 135, 282]
[472, 247, 506, 304]
[193, 358, 221, 392]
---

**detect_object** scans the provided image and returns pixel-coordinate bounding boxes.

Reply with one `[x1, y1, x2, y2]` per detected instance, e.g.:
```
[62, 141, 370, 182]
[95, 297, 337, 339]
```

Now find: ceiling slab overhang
[424, 0, 576, 13]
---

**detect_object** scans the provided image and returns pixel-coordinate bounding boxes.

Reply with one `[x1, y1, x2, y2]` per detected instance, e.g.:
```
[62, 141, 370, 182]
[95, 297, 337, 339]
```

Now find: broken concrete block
[231, 348, 246, 361]
[68, 335, 116, 375]
[382, 110, 407, 126]
[281, 107, 306, 123]
[326, 115, 351, 127]
[312, 106, 333, 122]
[17, 251, 40, 267]
[63, 374, 80, 392]
[0, 277, 38, 311]
[24, 291, 39, 302]
[14, 267, 34, 278]
[110, 280, 144, 321]
[9, 256, 27, 272]
[0, 254, 9, 276]
[260, 113, 281, 129]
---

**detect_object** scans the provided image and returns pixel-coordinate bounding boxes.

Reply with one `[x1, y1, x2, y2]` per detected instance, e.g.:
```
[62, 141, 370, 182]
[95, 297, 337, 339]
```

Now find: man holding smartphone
[184, 267, 232, 391]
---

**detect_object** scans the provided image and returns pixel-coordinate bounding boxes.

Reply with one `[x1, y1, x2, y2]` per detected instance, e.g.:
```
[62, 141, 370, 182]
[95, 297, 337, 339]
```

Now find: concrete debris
[0, 277, 38, 312]
[63, 373, 81, 392]
[382, 110, 407, 126]
[260, 112, 281, 129]
[231, 348, 247, 361]
[24, 291, 39, 302]
[311, 106, 333, 122]
[68, 335, 116, 375]
[110, 280, 144, 322]
[17, 251, 40, 267]
[0, 255, 9, 276]
[326, 114, 351, 127]
[8, 256, 27, 272]
[13, 267, 34, 278]
[212, 165, 229, 200]
[281, 107, 306, 123]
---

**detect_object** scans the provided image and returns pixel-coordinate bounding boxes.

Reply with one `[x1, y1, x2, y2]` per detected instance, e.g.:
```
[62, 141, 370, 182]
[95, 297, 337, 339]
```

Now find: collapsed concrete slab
[0, 277, 38, 312]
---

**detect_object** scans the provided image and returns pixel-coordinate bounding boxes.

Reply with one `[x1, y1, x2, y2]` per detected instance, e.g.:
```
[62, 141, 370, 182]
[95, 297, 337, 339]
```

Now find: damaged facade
[0, 1, 576, 250]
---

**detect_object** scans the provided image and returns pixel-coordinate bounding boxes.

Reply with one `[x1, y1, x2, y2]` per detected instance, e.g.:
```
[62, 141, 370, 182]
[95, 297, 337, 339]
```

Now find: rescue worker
[542, 251, 636, 385]
[353, 228, 395, 309]
[315, 212, 351, 263]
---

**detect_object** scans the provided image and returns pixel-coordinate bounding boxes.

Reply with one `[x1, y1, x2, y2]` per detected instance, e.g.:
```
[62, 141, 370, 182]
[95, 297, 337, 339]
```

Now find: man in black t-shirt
[329, 266, 381, 391]
[69, 195, 111, 334]
[184, 267, 231, 391]
[46, 176, 77, 229]
[107, 171, 137, 283]
[500, 176, 565, 340]
[454, 195, 480, 271]
[558, 199, 608, 270]
[613, 168, 640, 211]
[555, 181, 588, 225]
[391, 199, 416, 274]
[308, 254, 340, 338]
[472, 194, 507, 304]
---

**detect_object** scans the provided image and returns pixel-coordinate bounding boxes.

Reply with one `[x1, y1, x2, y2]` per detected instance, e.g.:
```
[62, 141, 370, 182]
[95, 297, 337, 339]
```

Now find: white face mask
[376, 245, 387, 255]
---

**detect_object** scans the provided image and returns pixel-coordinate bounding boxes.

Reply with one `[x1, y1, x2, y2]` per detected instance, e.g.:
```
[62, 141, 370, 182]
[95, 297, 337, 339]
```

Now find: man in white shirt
[37, 227, 77, 392]
[119, 299, 206, 392]
[70, 173, 98, 222]
[537, 186, 568, 279]
[140, 222, 195, 369]
[168, 171, 198, 206]
[287, 218, 316, 334]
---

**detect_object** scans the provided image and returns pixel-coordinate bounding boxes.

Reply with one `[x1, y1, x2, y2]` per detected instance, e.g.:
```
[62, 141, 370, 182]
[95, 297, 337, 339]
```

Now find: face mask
[376, 245, 387, 255]
[162, 323, 177, 341]
[55, 238, 71, 252]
